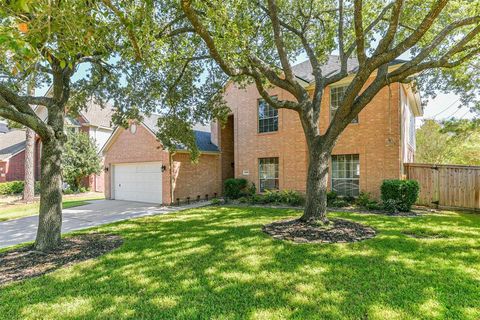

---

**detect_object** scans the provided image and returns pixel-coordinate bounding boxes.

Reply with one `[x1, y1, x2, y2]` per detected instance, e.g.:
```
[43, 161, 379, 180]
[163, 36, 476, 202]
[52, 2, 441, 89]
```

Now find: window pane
[330, 85, 358, 123]
[258, 99, 278, 133]
[259, 157, 279, 192]
[332, 154, 360, 197]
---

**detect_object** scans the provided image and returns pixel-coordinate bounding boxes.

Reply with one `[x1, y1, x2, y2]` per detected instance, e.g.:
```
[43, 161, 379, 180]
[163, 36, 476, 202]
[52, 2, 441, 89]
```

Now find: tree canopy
[416, 118, 480, 165]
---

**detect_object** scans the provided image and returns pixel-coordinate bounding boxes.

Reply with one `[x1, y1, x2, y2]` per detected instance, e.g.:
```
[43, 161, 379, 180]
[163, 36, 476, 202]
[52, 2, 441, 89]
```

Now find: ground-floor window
[259, 157, 279, 192]
[331, 154, 360, 197]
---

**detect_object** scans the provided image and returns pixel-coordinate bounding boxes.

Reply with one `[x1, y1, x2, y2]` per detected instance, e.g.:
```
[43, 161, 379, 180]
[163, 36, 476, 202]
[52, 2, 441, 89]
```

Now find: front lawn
[0, 194, 105, 221]
[1, 207, 479, 319]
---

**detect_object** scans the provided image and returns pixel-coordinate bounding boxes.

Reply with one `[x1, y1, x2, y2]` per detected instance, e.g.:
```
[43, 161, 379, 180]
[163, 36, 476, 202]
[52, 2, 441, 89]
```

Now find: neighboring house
[0, 101, 114, 191]
[101, 56, 422, 204]
[101, 115, 222, 204]
[212, 55, 422, 198]
[0, 129, 41, 182]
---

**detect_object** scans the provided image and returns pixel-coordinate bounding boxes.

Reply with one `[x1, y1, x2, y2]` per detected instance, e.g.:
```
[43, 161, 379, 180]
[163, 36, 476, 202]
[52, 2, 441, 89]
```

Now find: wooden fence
[404, 163, 480, 211]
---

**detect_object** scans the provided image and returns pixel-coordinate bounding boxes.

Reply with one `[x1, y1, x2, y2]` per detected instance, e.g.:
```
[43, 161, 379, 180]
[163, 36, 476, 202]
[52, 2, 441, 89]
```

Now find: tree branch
[181, 0, 245, 77]
[266, 0, 295, 82]
[101, 0, 142, 61]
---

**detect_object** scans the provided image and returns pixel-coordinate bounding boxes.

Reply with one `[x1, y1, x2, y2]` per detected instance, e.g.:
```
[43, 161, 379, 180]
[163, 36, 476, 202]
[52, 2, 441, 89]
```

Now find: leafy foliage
[381, 180, 420, 212]
[224, 178, 249, 199]
[62, 131, 101, 191]
[416, 119, 480, 165]
[0, 180, 40, 195]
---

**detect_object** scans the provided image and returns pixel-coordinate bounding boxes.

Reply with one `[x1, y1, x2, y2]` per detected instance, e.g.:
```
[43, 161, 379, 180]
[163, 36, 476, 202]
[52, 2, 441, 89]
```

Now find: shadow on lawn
[1, 207, 479, 319]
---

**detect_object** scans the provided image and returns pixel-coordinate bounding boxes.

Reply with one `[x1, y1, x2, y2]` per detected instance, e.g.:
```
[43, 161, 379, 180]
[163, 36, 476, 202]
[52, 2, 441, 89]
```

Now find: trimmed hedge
[224, 178, 249, 199]
[381, 179, 419, 212]
[0, 181, 41, 195]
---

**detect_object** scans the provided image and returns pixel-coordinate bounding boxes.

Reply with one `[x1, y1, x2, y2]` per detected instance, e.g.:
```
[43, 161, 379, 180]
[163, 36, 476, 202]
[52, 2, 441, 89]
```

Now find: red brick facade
[103, 124, 222, 204]
[213, 78, 415, 198]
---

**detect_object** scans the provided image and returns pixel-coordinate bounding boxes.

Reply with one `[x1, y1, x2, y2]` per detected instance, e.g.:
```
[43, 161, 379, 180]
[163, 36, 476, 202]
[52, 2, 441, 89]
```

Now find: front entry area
[112, 162, 163, 204]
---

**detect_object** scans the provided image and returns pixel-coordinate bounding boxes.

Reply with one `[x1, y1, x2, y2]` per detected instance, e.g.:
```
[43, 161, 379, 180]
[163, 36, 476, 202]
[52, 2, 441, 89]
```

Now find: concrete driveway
[0, 200, 208, 249]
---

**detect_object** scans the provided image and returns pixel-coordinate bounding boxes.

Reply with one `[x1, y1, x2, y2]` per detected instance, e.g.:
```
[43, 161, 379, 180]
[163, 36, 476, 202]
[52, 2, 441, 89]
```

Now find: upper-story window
[408, 111, 415, 146]
[330, 85, 358, 123]
[258, 99, 278, 133]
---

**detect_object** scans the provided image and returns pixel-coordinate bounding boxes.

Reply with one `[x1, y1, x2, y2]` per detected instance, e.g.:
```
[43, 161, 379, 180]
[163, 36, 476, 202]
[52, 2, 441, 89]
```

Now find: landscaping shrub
[0, 181, 25, 195]
[210, 198, 222, 205]
[331, 199, 349, 208]
[356, 191, 381, 210]
[224, 178, 249, 199]
[327, 191, 338, 206]
[381, 179, 419, 212]
[383, 199, 399, 213]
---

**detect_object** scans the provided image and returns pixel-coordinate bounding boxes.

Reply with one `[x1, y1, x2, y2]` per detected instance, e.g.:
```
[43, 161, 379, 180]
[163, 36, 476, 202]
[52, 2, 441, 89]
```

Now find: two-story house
[0, 99, 114, 192]
[101, 56, 421, 204]
[213, 55, 422, 198]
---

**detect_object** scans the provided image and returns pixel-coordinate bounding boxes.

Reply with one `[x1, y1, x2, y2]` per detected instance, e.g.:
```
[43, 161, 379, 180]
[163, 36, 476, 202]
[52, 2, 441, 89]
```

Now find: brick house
[102, 56, 421, 204]
[211, 56, 422, 198]
[101, 115, 222, 204]
[0, 100, 114, 191]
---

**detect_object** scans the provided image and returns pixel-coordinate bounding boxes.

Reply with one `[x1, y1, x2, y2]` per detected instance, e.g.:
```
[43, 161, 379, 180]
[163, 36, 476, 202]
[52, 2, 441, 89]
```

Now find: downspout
[169, 151, 175, 205]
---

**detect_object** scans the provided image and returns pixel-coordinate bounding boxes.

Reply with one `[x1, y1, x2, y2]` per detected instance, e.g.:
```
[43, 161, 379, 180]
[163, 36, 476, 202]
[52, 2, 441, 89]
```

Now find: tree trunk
[22, 128, 35, 202]
[34, 137, 64, 251]
[300, 142, 332, 224]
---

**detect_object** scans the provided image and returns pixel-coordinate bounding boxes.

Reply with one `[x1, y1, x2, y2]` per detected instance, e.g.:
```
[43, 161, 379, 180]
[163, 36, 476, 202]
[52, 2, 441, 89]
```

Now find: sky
[35, 54, 475, 125]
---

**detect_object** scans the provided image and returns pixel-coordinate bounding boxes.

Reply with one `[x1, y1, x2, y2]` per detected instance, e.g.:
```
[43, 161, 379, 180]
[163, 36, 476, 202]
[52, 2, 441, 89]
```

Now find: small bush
[331, 199, 349, 208]
[381, 179, 419, 212]
[327, 191, 338, 206]
[356, 191, 381, 210]
[63, 188, 74, 195]
[365, 201, 382, 211]
[279, 189, 304, 206]
[224, 178, 248, 199]
[237, 197, 249, 204]
[344, 195, 355, 204]
[356, 192, 373, 207]
[0, 181, 25, 195]
[210, 198, 222, 205]
[383, 199, 399, 214]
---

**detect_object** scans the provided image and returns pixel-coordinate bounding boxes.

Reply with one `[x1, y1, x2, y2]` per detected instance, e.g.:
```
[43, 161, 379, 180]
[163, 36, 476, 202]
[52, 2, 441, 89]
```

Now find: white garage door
[113, 162, 162, 204]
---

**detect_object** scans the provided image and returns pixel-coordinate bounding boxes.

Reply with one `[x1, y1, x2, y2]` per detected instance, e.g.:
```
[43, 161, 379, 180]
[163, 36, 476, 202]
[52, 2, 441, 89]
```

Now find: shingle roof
[142, 114, 219, 153]
[0, 130, 26, 161]
[80, 99, 114, 128]
[292, 55, 407, 83]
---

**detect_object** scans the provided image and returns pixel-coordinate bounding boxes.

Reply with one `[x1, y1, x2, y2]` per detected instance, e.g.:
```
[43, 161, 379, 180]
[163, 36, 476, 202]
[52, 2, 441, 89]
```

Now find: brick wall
[172, 153, 222, 202]
[223, 79, 403, 198]
[103, 124, 172, 203]
[6, 150, 26, 181]
[103, 123, 222, 204]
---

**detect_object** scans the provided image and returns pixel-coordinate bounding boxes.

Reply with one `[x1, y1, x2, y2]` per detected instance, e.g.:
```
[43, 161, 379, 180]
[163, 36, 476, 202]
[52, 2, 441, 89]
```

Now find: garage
[112, 162, 163, 204]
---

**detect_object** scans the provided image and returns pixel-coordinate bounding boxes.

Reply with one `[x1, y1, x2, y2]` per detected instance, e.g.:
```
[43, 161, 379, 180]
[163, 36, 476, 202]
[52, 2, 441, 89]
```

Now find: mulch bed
[263, 218, 376, 244]
[0, 233, 122, 286]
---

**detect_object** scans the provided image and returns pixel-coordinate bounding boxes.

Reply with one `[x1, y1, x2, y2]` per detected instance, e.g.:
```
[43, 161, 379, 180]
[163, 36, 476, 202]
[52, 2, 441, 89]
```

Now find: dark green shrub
[381, 179, 419, 212]
[344, 195, 355, 203]
[331, 199, 349, 208]
[382, 199, 399, 213]
[238, 197, 249, 204]
[263, 189, 282, 203]
[279, 189, 304, 206]
[365, 201, 382, 211]
[224, 178, 248, 199]
[0, 181, 25, 195]
[356, 192, 373, 207]
[327, 191, 337, 206]
[210, 198, 222, 205]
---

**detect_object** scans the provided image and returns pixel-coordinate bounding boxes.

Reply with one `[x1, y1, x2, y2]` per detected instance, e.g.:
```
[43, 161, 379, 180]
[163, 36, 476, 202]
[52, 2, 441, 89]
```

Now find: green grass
[1, 207, 479, 319]
[0, 195, 105, 221]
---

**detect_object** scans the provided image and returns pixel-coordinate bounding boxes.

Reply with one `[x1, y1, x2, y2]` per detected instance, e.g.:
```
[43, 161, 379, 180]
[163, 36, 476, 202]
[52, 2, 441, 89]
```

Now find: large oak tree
[0, 0, 228, 251]
[170, 0, 480, 223]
